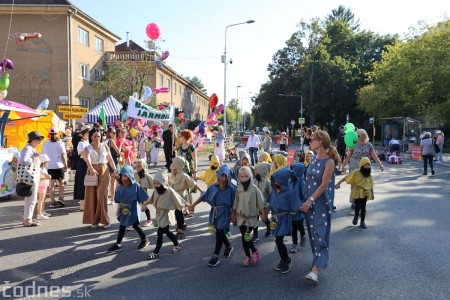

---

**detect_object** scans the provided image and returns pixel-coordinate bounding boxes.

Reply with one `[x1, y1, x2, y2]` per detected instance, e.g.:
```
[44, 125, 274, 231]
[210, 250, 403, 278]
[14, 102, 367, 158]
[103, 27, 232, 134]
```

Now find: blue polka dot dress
[304, 157, 335, 269]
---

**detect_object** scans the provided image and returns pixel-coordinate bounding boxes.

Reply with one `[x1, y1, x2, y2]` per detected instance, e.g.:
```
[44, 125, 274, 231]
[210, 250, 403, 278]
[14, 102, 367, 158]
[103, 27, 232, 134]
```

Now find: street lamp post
[236, 85, 241, 132]
[223, 20, 255, 135]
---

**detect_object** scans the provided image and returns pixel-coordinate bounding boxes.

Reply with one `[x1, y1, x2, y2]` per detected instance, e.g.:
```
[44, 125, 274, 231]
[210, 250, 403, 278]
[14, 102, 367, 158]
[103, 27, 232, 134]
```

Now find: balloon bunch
[0, 58, 14, 98]
[343, 123, 357, 148]
[155, 51, 169, 68]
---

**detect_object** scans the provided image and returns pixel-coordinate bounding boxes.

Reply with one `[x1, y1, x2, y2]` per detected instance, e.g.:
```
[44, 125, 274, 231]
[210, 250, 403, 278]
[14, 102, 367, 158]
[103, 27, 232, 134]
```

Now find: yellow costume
[269, 154, 287, 177]
[198, 155, 220, 187]
[344, 157, 374, 200]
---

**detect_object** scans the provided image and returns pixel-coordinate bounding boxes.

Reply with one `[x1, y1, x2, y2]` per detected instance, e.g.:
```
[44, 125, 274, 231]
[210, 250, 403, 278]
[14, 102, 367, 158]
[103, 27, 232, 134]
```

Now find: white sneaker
[42, 212, 52, 217]
[37, 214, 49, 220]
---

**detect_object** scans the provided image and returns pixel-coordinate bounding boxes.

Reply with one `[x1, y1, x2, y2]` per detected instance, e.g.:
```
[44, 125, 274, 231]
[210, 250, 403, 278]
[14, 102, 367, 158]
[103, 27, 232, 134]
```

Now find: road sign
[62, 112, 84, 120]
[369, 117, 374, 125]
[298, 117, 305, 124]
[58, 105, 88, 113]
[290, 120, 295, 125]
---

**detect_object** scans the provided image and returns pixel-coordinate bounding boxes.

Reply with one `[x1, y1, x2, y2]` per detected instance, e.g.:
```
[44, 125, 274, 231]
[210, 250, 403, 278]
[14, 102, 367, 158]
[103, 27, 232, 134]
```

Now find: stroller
[225, 143, 238, 161]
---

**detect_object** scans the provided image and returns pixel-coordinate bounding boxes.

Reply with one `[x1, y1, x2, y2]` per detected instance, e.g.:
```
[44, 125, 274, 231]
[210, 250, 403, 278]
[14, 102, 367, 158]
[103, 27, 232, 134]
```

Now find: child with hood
[107, 165, 150, 253]
[170, 156, 204, 238]
[257, 152, 272, 165]
[197, 155, 221, 187]
[189, 165, 237, 267]
[142, 170, 185, 260]
[289, 163, 307, 253]
[268, 168, 301, 274]
[253, 162, 273, 240]
[335, 157, 374, 228]
[133, 159, 154, 227]
[232, 166, 267, 267]
[269, 154, 288, 177]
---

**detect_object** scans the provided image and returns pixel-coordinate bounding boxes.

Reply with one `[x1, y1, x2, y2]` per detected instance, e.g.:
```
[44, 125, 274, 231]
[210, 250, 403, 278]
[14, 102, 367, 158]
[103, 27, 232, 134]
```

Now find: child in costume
[289, 163, 307, 253]
[36, 154, 52, 220]
[107, 165, 149, 253]
[232, 166, 267, 267]
[233, 152, 254, 179]
[253, 162, 273, 240]
[133, 159, 154, 227]
[142, 170, 184, 260]
[269, 154, 288, 177]
[257, 152, 272, 165]
[335, 157, 374, 228]
[170, 156, 204, 239]
[197, 155, 220, 188]
[268, 168, 301, 274]
[190, 165, 237, 267]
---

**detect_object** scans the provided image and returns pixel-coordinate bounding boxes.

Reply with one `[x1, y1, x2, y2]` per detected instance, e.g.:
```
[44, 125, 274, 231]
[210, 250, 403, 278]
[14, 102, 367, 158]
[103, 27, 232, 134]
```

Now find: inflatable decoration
[162, 51, 170, 60]
[344, 123, 355, 133]
[209, 93, 218, 109]
[0, 89, 7, 100]
[152, 87, 169, 95]
[11, 32, 42, 42]
[0, 73, 10, 90]
[155, 57, 164, 67]
[130, 128, 138, 138]
[146, 23, 160, 40]
[142, 86, 152, 102]
[36, 98, 49, 110]
[344, 131, 358, 148]
[0, 58, 14, 70]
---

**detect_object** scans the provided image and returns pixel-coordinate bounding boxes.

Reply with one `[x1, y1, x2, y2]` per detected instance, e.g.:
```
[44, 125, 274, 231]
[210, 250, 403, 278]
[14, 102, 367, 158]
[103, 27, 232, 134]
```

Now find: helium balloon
[155, 57, 164, 67]
[121, 111, 127, 121]
[344, 131, 358, 148]
[0, 73, 10, 90]
[11, 32, 42, 42]
[2, 58, 14, 70]
[0, 90, 7, 100]
[36, 98, 49, 110]
[178, 112, 183, 119]
[162, 51, 170, 60]
[142, 86, 152, 102]
[0, 65, 2, 73]
[130, 128, 138, 138]
[344, 123, 355, 133]
[209, 93, 218, 109]
[146, 23, 160, 40]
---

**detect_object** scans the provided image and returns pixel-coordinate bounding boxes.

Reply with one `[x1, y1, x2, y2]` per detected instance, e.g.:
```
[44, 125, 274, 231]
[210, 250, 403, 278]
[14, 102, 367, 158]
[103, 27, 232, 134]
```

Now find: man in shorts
[42, 127, 68, 208]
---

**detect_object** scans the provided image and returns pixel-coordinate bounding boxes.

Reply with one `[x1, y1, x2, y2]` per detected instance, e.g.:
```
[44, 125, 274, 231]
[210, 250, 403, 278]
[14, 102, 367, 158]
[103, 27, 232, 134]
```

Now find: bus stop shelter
[381, 117, 422, 151]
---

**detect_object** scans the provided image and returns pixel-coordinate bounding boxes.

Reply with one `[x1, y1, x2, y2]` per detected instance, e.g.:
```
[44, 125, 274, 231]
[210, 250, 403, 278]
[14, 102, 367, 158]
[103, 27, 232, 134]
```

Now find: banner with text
[127, 97, 174, 123]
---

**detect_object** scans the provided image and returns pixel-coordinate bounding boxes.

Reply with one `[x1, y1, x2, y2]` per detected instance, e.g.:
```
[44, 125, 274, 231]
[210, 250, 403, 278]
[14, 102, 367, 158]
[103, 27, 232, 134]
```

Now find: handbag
[84, 175, 98, 186]
[16, 182, 33, 197]
[16, 159, 38, 185]
[434, 142, 441, 154]
[428, 142, 436, 157]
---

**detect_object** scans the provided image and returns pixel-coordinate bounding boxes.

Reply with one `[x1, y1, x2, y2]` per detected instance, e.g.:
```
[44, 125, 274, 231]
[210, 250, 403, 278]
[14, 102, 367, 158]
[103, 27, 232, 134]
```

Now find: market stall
[84, 95, 122, 124]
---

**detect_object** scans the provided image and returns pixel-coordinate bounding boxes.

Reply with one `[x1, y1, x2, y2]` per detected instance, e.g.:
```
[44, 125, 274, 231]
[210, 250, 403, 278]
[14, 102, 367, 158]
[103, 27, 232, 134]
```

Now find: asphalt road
[0, 148, 449, 299]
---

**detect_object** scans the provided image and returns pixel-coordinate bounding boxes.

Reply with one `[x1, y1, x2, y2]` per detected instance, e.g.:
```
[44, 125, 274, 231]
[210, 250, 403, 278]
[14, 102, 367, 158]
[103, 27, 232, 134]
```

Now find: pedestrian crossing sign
[299, 117, 305, 124]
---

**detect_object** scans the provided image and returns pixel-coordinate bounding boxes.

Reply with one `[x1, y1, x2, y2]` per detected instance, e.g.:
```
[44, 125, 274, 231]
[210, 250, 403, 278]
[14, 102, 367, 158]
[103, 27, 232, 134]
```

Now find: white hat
[435, 130, 442, 134]
[39, 154, 50, 163]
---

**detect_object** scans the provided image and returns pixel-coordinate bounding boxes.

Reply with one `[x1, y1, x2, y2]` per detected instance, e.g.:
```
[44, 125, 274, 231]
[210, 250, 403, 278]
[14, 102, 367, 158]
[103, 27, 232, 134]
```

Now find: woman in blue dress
[300, 131, 338, 285]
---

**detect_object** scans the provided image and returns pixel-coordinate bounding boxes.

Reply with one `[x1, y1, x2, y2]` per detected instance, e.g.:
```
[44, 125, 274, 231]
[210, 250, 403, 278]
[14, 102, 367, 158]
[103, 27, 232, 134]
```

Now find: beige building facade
[0, 0, 209, 122]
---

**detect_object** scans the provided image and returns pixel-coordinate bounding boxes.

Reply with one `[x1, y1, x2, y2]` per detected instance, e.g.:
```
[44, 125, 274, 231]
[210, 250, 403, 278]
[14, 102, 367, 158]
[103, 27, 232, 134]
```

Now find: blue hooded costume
[115, 165, 150, 226]
[268, 168, 301, 237]
[290, 163, 307, 221]
[199, 165, 237, 230]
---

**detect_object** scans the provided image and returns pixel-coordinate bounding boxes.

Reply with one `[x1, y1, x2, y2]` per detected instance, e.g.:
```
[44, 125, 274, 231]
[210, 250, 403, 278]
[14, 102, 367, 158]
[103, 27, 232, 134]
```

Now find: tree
[183, 76, 207, 93]
[326, 5, 360, 31]
[92, 57, 155, 104]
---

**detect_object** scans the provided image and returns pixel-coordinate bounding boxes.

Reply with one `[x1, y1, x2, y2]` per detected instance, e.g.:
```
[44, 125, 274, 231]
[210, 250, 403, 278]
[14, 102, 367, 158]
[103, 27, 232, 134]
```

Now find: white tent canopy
[84, 95, 123, 124]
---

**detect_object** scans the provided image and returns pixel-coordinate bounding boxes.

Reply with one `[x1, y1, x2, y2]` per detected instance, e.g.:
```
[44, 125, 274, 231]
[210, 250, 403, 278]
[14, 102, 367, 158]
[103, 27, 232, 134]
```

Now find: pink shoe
[242, 256, 251, 267]
[252, 250, 260, 264]
[143, 220, 152, 227]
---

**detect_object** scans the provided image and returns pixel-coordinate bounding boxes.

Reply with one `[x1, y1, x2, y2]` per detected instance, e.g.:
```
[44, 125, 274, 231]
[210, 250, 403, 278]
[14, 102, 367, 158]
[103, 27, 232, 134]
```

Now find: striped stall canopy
[84, 95, 123, 124]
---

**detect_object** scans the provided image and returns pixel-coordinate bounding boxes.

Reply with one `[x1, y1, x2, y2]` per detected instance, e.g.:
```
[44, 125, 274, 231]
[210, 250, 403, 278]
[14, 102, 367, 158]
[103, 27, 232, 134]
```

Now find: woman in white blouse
[82, 129, 117, 228]
[73, 125, 91, 211]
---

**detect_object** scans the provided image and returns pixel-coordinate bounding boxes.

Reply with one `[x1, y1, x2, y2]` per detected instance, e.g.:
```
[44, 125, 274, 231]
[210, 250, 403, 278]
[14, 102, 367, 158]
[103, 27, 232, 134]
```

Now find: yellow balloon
[130, 128, 137, 138]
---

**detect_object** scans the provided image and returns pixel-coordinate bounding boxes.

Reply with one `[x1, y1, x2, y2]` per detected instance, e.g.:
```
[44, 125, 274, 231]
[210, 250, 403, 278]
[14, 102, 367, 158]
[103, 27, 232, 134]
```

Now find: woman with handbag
[420, 132, 435, 175]
[73, 125, 91, 210]
[20, 131, 44, 227]
[83, 129, 118, 228]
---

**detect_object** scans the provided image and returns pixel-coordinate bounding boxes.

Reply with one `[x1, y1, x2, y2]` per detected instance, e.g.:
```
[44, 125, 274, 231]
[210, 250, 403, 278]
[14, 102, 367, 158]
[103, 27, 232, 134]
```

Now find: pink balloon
[162, 51, 170, 60]
[2, 58, 14, 70]
[146, 23, 160, 40]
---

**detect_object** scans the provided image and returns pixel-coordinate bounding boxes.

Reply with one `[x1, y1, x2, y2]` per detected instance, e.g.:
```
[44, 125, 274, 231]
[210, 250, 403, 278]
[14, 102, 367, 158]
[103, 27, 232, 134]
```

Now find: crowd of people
[16, 120, 445, 286]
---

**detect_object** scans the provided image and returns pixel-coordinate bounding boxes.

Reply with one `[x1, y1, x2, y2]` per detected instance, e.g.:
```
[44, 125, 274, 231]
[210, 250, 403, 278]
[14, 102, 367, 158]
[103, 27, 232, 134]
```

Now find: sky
[71, 0, 449, 113]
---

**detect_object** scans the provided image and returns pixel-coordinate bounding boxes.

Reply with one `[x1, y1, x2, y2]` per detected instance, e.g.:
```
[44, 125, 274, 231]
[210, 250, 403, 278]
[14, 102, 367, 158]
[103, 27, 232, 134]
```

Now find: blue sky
[71, 0, 449, 113]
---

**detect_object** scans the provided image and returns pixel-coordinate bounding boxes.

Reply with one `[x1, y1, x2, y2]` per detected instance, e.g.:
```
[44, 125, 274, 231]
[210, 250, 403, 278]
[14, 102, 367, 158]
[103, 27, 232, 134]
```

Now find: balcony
[104, 51, 155, 62]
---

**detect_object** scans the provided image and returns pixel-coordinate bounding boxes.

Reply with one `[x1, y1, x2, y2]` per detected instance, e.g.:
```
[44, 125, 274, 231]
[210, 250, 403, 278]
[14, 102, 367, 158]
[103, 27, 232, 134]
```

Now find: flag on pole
[99, 106, 107, 131]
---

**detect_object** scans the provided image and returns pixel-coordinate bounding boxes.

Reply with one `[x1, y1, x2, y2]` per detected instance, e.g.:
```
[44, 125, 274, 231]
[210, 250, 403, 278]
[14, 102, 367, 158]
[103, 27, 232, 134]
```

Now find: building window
[80, 98, 90, 108]
[79, 63, 90, 80]
[174, 83, 177, 95]
[95, 100, 101, 107]
[167, 79, 171, 90]
[179, 86, 182, 95]
[78, 27, 89, 46]
[160, 75, 163, 87]
[94, 68, 104, 82]
[94, 36, 104, 53]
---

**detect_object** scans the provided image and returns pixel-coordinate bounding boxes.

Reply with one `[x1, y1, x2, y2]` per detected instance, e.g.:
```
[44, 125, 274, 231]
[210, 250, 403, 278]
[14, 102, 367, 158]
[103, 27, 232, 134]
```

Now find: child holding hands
[335, 157, 374, 228]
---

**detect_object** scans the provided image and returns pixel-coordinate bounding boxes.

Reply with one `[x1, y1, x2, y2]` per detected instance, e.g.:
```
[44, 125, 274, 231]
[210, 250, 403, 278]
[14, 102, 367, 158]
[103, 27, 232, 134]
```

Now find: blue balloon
[36, 98, 49, 110]
[121, 111, 127, 121]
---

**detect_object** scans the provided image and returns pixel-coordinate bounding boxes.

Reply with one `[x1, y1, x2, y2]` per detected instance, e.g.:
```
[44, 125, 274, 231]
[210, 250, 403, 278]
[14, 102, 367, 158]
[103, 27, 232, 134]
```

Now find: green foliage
[183, 76, 207, 93]
[357, 20, 450, 126]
